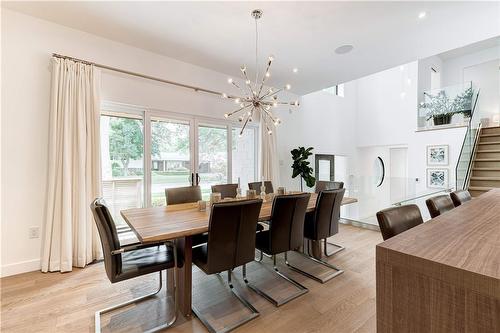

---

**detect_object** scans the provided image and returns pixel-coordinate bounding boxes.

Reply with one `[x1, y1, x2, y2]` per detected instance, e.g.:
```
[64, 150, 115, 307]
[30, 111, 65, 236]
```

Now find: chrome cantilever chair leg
[286, 242, 343, 284]
[324, 238, 345, 257]
[95, 243, 178, 333]
[192, 270, 259, 333]
[245, 253, 308, 307]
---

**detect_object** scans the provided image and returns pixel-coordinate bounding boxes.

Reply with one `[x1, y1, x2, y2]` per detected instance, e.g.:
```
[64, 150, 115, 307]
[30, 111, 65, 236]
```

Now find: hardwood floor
[1, 224, 381, 333]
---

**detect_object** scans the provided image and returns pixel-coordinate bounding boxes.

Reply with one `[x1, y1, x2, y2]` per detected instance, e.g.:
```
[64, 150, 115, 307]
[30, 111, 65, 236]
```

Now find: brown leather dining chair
[426, 194, 455, 218]
[315, 181, 344, 193]
[248, 181, 274, 194]
[191, 199, 263, 333]
[90, 198, 178, 333]
[211, 183, 238, 199]
[376, 204, 424, 240]
[165, 186, 207, 246]
[245, 193, 310, 307]
[286, 189, 345, 283]
[165, 185, 202, 205]
[450, 189, 472, 207]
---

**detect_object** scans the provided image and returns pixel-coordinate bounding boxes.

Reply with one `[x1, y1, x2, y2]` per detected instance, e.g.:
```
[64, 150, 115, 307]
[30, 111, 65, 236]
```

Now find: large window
[100, 105, 258, 209]
[198, 124, 228, 199]
[100, 114, 144, 226]
[151, 118, 192, 206]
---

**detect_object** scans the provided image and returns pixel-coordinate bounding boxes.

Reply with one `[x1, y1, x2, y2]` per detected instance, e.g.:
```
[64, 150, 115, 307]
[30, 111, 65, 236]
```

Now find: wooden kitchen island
[376, 189, 500, 332]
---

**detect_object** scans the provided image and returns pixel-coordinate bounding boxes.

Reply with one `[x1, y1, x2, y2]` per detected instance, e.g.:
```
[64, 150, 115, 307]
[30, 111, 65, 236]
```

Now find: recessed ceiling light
[292, 68, 298, 73]
[334, 44, 354, 55]
[418, 11, 427, 19]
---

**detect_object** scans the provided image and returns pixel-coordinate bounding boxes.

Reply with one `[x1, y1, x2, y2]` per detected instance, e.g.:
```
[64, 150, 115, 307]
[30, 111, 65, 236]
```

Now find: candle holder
[260, 185, 267, 200]
[236, 187, 242, 199]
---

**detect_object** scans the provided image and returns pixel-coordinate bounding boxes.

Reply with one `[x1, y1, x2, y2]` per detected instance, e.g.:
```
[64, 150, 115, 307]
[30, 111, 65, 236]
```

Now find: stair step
[472, 167, 500, 171]
[481, 127, 500, 135]
[474, 158, 500, 161]
[470, 176, 500, 180]
[480, 133, 500, 138]
[478, 142, 500, 150]
[479, 135, 500, 143]
[478, 141, 500, 145]
[468, 186, 494, 191]
[475, 150, 500, 159]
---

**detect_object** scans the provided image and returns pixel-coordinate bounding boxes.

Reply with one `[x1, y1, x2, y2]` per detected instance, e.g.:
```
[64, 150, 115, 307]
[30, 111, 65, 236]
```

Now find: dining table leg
[176, 235, 193, 318]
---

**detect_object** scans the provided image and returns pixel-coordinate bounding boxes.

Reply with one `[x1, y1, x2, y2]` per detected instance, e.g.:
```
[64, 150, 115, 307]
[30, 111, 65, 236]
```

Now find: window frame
[101, 101, 259, 207]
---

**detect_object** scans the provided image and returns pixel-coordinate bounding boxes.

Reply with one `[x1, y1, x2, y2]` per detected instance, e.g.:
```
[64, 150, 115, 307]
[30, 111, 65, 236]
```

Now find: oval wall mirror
[373, 156, 385, 187]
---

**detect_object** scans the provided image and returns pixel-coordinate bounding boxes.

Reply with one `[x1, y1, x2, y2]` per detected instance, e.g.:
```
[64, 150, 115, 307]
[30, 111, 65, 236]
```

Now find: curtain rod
[52, 53, 223, 97]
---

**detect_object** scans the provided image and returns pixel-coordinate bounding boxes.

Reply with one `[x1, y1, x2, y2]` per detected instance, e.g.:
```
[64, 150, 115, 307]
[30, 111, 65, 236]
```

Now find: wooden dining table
[121, 192, 357, 318]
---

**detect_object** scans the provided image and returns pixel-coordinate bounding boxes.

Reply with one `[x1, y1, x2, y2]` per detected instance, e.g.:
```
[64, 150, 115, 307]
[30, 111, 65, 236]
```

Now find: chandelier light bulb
[268, 55, 275, 62]
[240, 65, 246, 72]
[285, 84, 292, 90]
[292, 68, 298, 73]
[240, 103, 245, 107]
[221, 93, 228, 99]
[269, 87, 274, 93]
[265, 72, 270, 78]
[238, 133, 243, 138]
[294, 100, 299, 106]
[227, 78, 233, 84]
[274, 119, 281, 126]
[224, 113, 229, 118]
[247, 111, 252, 115]
[268, 129, 273, 135]
[273, 102, 278, 107]
[265, 105, 271, 111]
[234, 98, 240, 103]
[246, 79, 251, 85]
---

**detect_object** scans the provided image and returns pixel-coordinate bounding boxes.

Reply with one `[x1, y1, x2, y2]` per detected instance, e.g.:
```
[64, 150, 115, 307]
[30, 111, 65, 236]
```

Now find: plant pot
[433, 114, 452, 126]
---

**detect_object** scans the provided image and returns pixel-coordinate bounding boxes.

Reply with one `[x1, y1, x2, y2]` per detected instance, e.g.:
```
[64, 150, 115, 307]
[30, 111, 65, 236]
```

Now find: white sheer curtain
[259, 124, 280, 186]
[41, 57, 102, 273]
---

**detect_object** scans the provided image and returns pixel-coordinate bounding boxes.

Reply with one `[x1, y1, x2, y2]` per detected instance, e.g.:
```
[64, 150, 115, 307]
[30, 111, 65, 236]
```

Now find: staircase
[469, 126, 500, 197]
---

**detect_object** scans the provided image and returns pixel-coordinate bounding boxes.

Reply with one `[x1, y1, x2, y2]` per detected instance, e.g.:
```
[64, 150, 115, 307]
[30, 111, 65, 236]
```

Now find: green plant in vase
[421, 86, 474, 126]
[291, 146, 316, 191]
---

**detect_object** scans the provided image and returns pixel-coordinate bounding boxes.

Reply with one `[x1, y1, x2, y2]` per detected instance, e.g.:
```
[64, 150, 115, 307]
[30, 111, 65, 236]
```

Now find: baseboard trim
[1, 259, 40, 277]
[340, 218, 380, 231]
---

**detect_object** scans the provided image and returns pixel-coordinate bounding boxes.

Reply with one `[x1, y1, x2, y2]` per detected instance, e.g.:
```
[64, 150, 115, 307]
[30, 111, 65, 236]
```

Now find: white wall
[278, 60, 468, 225]
[0, 9, 299, 276]
[277, 82, 358, 191]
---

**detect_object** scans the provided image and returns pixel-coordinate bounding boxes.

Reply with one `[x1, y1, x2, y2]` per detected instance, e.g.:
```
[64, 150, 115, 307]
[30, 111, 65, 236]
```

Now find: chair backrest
[315, 181, 344, 193]
[268, 193, 311, 254]
[248, 181, 274, 194]
[450, 190, 472, 207]
[90, 198, 121, 282]
[425, 194, 455, 218]
[376, 204, 424, 240]
[205, 199, 263, 273]
[211, 184, 238, 199]
[310, 189, 345, 240]
[165, 186, 202, 205]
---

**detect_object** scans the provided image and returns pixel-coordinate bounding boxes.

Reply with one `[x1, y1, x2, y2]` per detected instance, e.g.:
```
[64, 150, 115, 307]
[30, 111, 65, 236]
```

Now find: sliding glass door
[150, 117, 192, 206]
[101, 103, 258, 208]
[100, 113, 144, 225]
[197, 123, 228, 199]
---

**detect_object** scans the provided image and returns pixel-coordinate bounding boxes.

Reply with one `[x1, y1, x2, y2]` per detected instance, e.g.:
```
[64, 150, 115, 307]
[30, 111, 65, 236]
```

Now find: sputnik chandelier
[223, 9, 299, 136]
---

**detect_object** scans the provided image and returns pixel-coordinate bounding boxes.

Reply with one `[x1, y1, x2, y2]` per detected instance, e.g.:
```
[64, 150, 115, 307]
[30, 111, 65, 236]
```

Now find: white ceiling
[3, 1, 500, 94]
[437, 36, 500, 61]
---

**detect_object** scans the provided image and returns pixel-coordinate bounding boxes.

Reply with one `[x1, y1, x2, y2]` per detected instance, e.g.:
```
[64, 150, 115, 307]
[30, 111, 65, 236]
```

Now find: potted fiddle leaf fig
[291, 146, 316, 191]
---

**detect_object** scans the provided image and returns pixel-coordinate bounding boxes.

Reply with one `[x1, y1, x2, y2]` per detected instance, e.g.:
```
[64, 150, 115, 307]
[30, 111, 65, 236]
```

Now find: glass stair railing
[456, 87, 481, 190]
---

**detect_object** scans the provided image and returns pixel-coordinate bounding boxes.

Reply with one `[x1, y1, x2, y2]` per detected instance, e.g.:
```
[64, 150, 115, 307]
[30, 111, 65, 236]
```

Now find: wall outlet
[29, 226, 40, 239]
